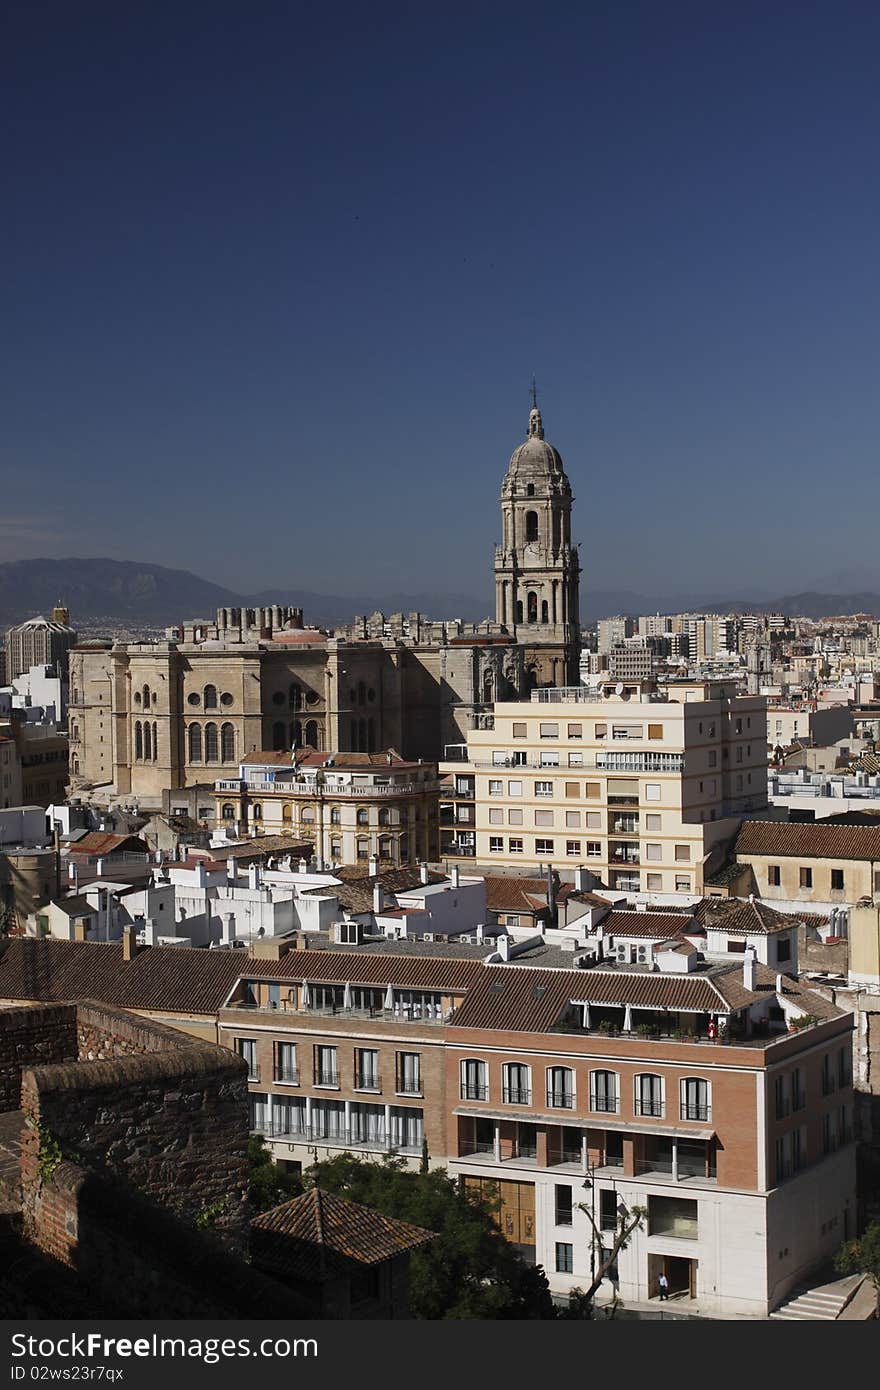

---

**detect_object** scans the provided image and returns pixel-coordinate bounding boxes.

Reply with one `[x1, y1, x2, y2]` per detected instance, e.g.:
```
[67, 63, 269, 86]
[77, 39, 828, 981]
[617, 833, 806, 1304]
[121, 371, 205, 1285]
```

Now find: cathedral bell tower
[494, 389, 581, 686]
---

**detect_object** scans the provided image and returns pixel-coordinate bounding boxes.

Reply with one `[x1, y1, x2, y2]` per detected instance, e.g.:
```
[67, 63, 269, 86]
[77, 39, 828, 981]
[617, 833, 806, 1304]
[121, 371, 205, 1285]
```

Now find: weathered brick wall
[26, 1159, 308, 1317]
[799, 927, 849, 976]
[19, 1001, 251, 1237]
[0, 1005, 77, 1113]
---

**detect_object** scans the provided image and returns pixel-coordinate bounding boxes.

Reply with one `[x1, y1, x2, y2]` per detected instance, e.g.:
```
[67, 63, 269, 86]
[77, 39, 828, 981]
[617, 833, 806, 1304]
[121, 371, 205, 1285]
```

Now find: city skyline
[5, 2, 880, 597]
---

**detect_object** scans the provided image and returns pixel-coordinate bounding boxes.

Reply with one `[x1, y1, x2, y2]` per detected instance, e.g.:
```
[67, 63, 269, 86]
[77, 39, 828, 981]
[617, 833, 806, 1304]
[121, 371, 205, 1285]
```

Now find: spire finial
[527, 378, 543, 439]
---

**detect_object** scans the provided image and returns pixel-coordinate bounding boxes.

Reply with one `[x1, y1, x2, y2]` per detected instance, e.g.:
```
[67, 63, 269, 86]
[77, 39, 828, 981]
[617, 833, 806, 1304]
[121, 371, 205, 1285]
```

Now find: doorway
[649, 1252, 697, 1300]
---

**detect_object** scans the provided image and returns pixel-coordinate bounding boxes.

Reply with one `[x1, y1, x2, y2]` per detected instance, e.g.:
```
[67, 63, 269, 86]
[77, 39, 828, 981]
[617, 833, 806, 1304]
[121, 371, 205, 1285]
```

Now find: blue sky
[4, 1, 880, 604]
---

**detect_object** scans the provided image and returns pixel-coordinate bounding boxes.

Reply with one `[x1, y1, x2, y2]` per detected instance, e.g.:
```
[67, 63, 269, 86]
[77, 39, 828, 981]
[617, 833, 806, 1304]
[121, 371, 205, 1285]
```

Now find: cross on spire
[530, 376, 538, 410]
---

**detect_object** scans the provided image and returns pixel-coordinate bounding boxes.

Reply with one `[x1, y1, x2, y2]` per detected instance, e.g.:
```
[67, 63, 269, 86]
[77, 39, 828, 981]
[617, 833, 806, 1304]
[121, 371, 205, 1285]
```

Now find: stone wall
[26, 1159, 306, 1317]
[18, 1001, 250, 1238]
[0, 1004, 77, 1113]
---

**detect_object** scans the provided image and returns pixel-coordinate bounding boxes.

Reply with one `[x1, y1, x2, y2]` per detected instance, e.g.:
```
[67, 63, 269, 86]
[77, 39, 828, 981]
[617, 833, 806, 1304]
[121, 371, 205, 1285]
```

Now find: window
[355, 1048, 380, 1091]
[508, 808, 523, 825]
[236, 1038, 258, 1080]
[645, 813, 661, 831]
[204, 722, 219, 761]
[822, 1053, 836, 1096]
[799, 867, 813, 889]
[675, 875, 691, 892]
[565, 781, 580, 798]
[461, 1059, 488, 1101]
[595, 723, 607, 740]
[555, 1185, 573, 1226]
[357, 808, 369, 825]
[674, 844, 691, 862]
[540, 723, 559, 739]
[535, 780, 554, 797]
[489, 836, 504, 853]
[645, 843, 662, 861]
[646, 873, 663, 890]
[775, 1074, 790, 1118]
[187, 723, 202, 761]
[489, 779, 503, 795]
[274, 1042, 298, 1084]
[508, 780, 522, 796]
[222, 803, 235, 820]
[203, 685, 217, 710]
[681, 1078, 710, 1122]
[768, 865, 781, 887]
[252, 803, 262, 821]
[314, 1044, 339, 1087]
[568, 724, 582, 739]
[535, 839, 554, 855]
[648, 723, 663, 740]
[644, 783, 661, 801]
[547, 1066, 574, 1108]
[831, 869, 844, 891]
[503, 1063, 531, 1105]
[509, 838, 523, 853]
[566, 840, 581, 856]
[568, 752, 584, 767]
[396, 1052, 421, 1095]
[634, 1073, 664, 1117]
[776, 936, 791, 963]
[589, 1070, 619, 1114]
[599, 1188, 618, 1231]
[513, 722, 528, 738]
[838, 1047, 852, 1087]
[565, 810, 581, 827]
[488, 808, 504, 825]
[791, 1067, 806, 1111]
[586, 841, 601, 858]
[648, 1196, 698, 1239]
[555, 1242, 574, 1274]
[708, 750, 717, 768]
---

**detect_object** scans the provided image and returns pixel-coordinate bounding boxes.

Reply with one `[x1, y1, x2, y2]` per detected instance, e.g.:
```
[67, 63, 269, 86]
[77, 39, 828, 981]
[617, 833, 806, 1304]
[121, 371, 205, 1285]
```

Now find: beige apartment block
[213, 749, 440, 868]
[735, 821, 880, 908]
[440, 677, 768, 893]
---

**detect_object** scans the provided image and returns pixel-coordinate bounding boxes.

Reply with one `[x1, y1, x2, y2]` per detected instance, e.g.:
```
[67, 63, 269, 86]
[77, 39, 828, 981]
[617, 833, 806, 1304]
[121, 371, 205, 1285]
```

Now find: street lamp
[582, 1167, 598, 1279]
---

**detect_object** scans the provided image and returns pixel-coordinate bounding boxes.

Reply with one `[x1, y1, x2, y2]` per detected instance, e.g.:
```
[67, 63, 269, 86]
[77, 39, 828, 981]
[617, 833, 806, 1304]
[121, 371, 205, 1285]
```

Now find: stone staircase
[770, 1274, 864, 1320]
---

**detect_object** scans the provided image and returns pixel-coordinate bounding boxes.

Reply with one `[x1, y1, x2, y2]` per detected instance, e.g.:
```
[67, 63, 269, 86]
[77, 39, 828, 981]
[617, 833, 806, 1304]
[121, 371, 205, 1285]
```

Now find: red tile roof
[65, 832, 149, 857]
[251, 1189, 434, 1281]
[736, 820, 880, 862]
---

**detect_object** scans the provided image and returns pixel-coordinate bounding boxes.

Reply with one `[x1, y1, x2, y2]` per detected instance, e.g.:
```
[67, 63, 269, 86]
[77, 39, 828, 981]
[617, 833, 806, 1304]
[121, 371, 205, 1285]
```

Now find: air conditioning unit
[421, 933, 434, 943]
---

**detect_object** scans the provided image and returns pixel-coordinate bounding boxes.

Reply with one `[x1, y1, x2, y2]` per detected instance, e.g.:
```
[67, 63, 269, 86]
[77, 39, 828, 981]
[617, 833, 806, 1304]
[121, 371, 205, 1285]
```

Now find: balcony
[315, 1070, 340, 1088]
[396, 1079, 423, 1096]
[634, 1098, 665, 1118]
[546, 1089, 575, 1110]
[354, 1075, 381, 1093]
[274, 1068, 299, 1086]
[460, 1083, 489, 1101]
[589, 1095, 619, 1114]
[609, 819, 640, 836]
[459, 1138, 495, 1157]
[610, 843, 640, 865]
[502, 1087, 532, 1106]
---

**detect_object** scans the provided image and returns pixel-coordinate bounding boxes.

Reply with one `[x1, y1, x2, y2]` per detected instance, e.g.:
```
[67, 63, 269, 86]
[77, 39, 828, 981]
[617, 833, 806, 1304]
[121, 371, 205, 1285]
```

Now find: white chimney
[226, 857, 236, 886]
[195, 860, 207, 889]
[776, 973, 784, 995]
[373, 883, 384, 913]
[476, 923, 484, 943]
[451, 865, 460, 888]
[743, 945, 757, 991]
[96, 858, 104, 877]
[497, 935, 510, 962]
[574, 866, 589, 892]
[248, 863, 260, 891]
[420, 862, 430, 885]
[369, 855, 379, 876]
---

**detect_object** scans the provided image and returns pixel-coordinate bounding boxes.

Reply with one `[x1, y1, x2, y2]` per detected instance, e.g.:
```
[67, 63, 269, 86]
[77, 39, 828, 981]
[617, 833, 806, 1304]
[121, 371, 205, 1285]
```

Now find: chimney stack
[373, 883, 385, 914]
[574, 866, 589, 893]
[122, 923, 138, 961]
[420, 862, 430, 885]
[497, 934, 510, 962]
[226, 857, 236, 887]
[369, 855, 379, 876]
[451, 865, 460, 888]
[248, 863, 261, 891]
[743, 945, 757, 991]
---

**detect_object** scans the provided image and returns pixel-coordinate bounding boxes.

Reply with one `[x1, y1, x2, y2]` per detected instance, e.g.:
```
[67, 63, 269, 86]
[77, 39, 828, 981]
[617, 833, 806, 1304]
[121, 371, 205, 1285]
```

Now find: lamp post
[582, 1166, 598, 1279]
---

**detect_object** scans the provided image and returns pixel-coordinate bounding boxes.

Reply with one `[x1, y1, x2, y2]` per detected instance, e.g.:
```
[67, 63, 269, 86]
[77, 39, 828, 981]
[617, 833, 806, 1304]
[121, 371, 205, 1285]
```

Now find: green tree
[306, 1152, 556, 1319]
[834, 1221, 880, 1313]
[247, 1134, 304, 1212]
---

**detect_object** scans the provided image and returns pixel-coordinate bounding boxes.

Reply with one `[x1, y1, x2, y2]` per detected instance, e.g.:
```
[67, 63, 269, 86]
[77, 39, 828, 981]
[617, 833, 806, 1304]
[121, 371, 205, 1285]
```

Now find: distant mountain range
[0, 558, 878, 630]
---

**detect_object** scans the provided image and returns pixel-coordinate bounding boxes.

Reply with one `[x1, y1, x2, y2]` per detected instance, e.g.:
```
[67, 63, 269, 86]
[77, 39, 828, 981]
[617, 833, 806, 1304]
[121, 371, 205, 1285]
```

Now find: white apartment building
[440, 679, 768, 895]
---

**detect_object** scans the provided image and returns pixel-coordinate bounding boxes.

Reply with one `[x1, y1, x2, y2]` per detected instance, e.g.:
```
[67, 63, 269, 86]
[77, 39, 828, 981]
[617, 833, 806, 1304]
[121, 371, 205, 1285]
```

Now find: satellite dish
[615, 682, 625, 696]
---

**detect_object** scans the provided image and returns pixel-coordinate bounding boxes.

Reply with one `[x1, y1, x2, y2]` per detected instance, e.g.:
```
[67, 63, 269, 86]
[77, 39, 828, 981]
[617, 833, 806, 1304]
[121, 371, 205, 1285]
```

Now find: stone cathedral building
[68, 398, 580, 805]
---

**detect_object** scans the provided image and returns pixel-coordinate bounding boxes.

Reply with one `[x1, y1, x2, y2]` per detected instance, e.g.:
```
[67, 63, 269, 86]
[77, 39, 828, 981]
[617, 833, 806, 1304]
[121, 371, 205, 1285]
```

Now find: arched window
[527, 591, 538, 623]
[399, 834, 410, 861]
[272, 721, 286, 750]
[204, 685, 217, 710]
[134, 721, 142, 760]
[356, 837, 370, 860]
[142, 685, 151, 711]
[378, 807, 391, 826]
[289, 683, 302, 710]
[541, 599, 549, 624]
[502, 1062, 531, 1105]
[330, 807, 341, 824]
[460, 1058, 488, 1100]
[152, 722, 158, 760]
[252, 804, 262, 821]
[221, 722, 235, 762]
[634, 1073, 665, 1118]
[222, 803, 235, 820]
[516, 600, 523, 624]
[378, 836, 393, 861]
[204, 722, 219, 761]
[356, 808, 369, 826]
[143, 722, 151, 760]
[589, 1070, 619, 1114]
[188, 724, 202, 761]
[305, 719, 318, 748]
[282, 804, 293, 823]
[525, 510, 539, 542]
[681, 1077, 711, 1122]
[71, 756, 79, 776]
[301, 806, 315, 824]
[547, 1066, 574, 1109]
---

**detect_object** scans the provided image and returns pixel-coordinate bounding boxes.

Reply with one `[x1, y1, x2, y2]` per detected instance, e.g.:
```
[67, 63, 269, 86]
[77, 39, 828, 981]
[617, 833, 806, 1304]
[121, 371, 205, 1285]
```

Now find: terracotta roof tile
[251, 1189, 434, 1281]
[694, 898, 801, 936]
[736, 820, 880, 861]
